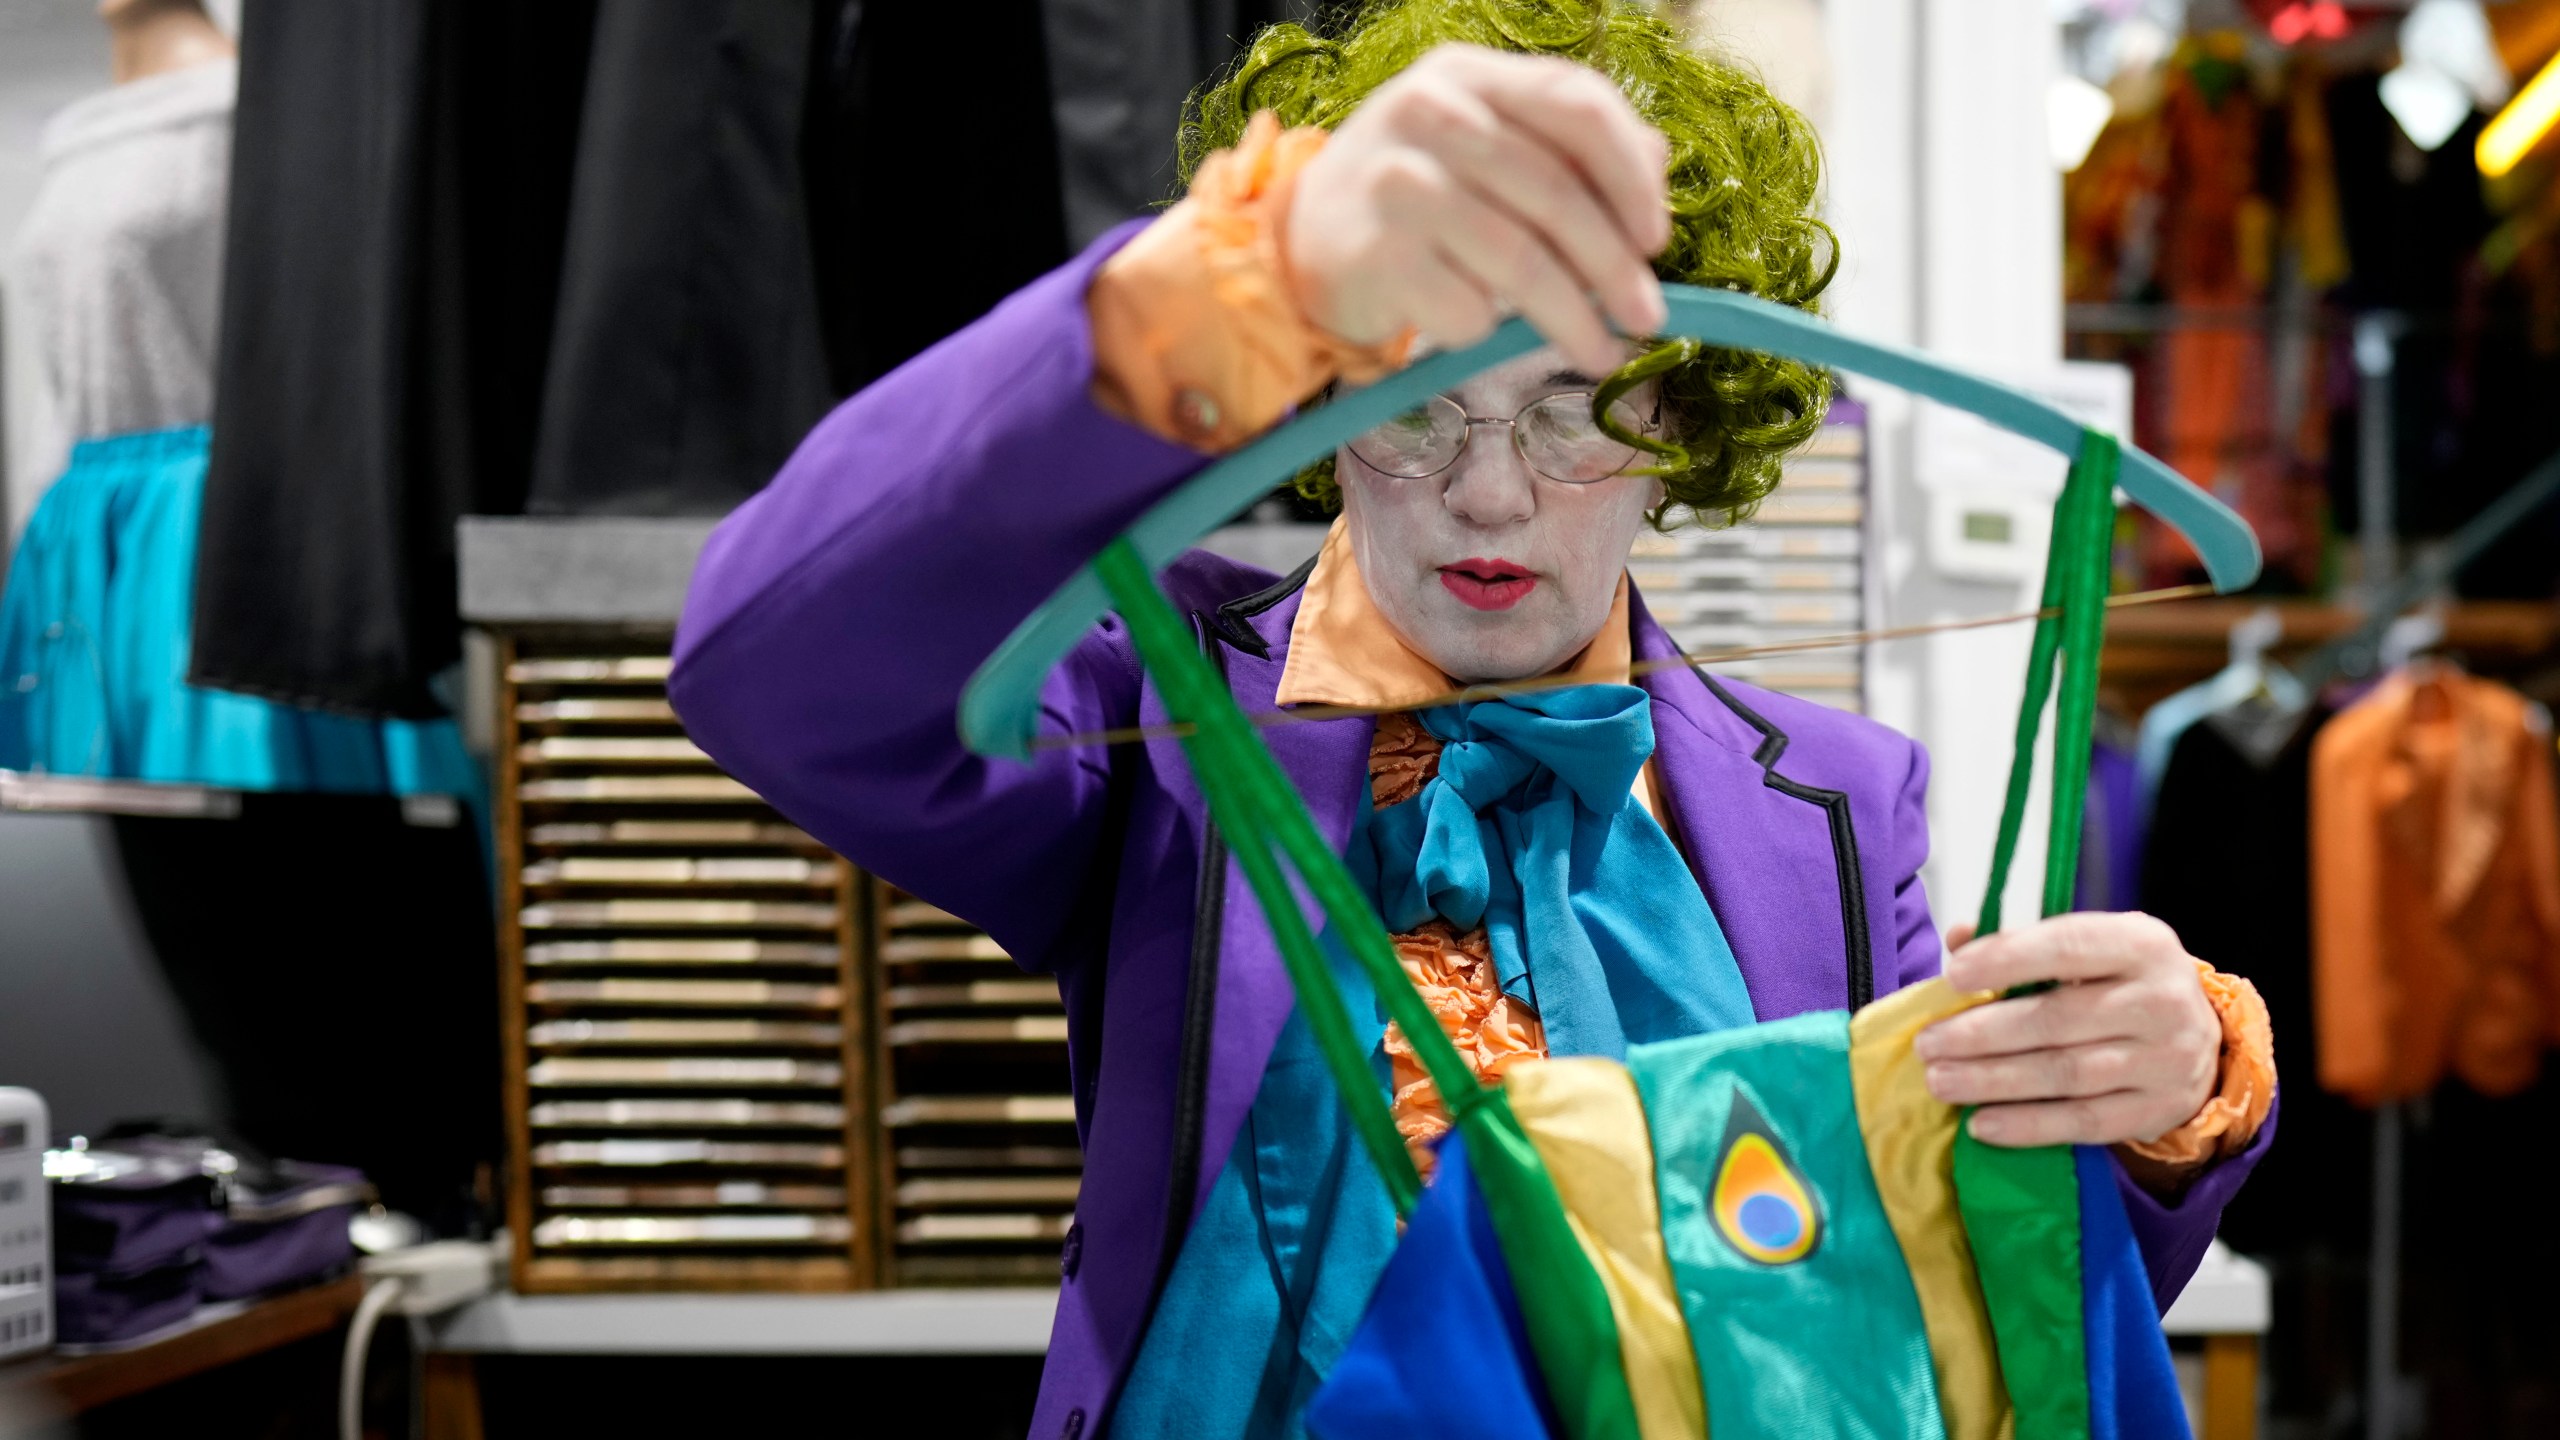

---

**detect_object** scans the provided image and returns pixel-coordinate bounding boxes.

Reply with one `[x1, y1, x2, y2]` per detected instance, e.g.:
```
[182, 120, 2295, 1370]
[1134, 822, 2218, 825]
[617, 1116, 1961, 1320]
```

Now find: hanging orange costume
[2312, 668, 2560, 1104]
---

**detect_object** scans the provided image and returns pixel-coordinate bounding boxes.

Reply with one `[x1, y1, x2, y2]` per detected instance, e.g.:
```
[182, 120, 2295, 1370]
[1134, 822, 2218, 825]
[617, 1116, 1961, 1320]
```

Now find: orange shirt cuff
[2115, 961, 2277, 1185]
[1086, 110, 1413, 452]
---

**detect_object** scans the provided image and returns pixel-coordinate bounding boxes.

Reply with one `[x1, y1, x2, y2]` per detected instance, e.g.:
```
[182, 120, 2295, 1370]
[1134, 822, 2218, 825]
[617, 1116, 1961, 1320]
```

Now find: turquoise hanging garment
[1629, 1013, 1946, 1439]
[1356, 685, 1756, 1058]
[0, 426, 480, 799]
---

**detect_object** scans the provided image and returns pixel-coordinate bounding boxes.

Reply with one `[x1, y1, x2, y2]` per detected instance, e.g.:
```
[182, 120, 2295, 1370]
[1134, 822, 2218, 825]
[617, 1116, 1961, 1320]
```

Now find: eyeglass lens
[1346, 392, 1651, 483]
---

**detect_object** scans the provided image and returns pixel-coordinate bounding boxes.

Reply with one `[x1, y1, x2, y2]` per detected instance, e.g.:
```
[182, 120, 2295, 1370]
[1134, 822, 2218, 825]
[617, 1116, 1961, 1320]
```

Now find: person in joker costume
[672, 3, 2274, 1435]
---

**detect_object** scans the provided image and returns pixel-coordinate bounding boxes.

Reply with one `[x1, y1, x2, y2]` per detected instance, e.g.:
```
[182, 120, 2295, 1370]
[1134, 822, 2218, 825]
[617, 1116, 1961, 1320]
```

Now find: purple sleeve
[2117, 1090, 2277, 1310]
[669, 223, 1204, 968]
[1890, 736, 1946, 991]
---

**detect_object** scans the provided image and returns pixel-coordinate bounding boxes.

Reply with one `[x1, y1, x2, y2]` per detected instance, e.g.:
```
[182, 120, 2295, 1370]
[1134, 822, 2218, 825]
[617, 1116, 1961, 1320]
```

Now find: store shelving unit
[1630, 397, 1872, 712]
[870, 889, 1079, 1286]
[462, 516, 1082, 1295]
[496, 638, 877, 1292]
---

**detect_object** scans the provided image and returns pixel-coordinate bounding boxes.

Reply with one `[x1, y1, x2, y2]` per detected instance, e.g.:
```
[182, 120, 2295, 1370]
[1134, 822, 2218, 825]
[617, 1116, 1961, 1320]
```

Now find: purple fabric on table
[201, 1161, 365, 1302]
[50, 1250, 203, 1346]
[49, 1167, 215, 1275]
[670, 221, 2265, 1437]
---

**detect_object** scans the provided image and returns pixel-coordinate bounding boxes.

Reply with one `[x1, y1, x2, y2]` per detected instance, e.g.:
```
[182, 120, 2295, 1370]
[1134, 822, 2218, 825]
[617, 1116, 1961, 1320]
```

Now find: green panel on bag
[1953, 1130, 2090, 1440]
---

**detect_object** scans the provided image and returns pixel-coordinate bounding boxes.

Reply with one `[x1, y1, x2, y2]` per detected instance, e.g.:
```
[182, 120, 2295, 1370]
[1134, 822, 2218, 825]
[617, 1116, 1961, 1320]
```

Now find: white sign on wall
[1911, 360, 2132, 585]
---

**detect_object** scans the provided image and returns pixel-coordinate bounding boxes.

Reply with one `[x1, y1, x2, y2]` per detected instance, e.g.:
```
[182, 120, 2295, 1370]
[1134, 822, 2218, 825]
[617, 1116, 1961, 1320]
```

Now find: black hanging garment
[1038, 0, 1335, 248]
[192, 0, 595, 717]
[803, 0, 1071, 390]
[2140, 705, 2365, 1426]
[192, 0, 1083, 714]
[2142, 704, 2353, 1252]
[523, 2, 837, 515]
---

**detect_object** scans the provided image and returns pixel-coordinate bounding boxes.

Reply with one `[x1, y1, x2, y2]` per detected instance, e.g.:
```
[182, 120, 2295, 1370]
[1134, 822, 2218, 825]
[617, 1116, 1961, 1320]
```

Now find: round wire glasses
[1346, 390, 1659, 485]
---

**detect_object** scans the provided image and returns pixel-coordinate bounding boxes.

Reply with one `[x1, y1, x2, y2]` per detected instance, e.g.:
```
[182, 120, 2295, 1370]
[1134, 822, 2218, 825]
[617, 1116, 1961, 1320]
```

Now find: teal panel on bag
[1629, 1012, 1946, 1440]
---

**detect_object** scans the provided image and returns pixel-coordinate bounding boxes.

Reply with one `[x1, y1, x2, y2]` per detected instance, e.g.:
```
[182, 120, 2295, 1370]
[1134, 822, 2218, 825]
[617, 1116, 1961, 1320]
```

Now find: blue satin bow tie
[1353, 683, 1755, 1059]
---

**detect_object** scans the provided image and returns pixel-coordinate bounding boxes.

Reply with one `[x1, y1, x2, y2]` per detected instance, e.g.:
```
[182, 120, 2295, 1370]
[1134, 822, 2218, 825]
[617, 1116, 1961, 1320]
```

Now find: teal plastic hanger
[960, 283, 2263, 760]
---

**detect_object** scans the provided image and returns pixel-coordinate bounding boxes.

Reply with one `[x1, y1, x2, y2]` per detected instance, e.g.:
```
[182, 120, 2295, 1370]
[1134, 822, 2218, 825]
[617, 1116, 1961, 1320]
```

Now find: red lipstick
[1438, 558, 1538, 611]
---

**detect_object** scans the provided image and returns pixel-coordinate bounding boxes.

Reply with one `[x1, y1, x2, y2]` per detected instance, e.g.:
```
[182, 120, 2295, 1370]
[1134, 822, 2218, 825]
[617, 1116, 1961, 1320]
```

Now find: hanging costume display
[2062, 34, 2337, 594]
[175, 0, 1316, 719]
[2309, 665, 2560, 1104]
[3, 59, 232, 535]
[671, 5, 2278, 1436]
[0, 51, 471, 794]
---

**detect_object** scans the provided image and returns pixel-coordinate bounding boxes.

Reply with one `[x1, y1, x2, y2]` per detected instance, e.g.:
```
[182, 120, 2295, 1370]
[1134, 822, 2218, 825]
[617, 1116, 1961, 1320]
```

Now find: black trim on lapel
[1208, 551, 1319, 658]
[1688, 668, 1877, 1009]
[1144, 554, 1314, 1303]
[1146, 612, 1233, 1307]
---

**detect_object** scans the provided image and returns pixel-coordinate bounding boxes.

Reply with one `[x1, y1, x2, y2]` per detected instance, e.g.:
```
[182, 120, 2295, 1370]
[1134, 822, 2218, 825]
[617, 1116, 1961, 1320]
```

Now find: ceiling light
[2268, 2, 2348, 47]
[2401, 0, 2508, 110]
[2381, 63, 2474, 151]
[2049, 74, 2117, 172]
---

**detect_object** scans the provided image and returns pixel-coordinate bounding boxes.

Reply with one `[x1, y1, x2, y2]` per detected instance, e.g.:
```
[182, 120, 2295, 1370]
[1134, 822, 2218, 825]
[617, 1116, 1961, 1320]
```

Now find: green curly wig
[1180, 0, 1838, 529]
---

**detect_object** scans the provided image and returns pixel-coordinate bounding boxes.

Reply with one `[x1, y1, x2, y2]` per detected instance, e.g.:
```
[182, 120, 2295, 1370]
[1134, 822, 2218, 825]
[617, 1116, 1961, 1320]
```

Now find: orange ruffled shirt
[1090, 109, 2273, 1184]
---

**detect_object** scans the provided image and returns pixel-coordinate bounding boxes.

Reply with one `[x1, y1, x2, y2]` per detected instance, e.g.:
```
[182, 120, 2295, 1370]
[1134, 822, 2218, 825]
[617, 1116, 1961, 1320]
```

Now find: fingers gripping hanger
[964, 286, 2262, 1440]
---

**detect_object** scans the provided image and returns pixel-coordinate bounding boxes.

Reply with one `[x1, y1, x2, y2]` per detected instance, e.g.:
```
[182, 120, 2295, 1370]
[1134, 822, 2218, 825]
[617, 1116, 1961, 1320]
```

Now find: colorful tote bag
[957, 283, 2262, 1440]
[1305, 985, 2193, 1440]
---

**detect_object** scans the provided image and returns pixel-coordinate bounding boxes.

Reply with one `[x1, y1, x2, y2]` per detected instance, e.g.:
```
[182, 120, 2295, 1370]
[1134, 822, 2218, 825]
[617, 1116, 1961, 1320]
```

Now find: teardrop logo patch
[1709, 1091, 1821, 1266]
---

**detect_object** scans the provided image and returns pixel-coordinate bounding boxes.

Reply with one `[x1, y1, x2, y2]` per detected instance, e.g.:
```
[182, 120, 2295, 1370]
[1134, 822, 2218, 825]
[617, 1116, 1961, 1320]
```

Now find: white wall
[1820, 0, 2066, 931]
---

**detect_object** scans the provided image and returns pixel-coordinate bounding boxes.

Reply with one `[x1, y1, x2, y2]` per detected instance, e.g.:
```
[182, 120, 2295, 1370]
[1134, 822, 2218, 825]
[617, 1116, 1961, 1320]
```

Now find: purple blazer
[671, 226, 2269, 1440]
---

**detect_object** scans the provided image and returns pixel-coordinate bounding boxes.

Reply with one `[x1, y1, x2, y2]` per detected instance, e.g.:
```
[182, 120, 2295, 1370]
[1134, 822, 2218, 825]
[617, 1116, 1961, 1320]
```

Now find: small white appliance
[0, 1088, 50, 1359]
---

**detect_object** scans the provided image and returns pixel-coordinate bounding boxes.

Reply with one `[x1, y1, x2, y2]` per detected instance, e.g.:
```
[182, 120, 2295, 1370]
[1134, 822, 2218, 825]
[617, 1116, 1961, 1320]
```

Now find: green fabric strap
[1974, 428, 2122, 937]
[1956, 429, 2115, 1437]
[1951, 1134, 2089, 1439]
[1090, 539, 1642, 1440]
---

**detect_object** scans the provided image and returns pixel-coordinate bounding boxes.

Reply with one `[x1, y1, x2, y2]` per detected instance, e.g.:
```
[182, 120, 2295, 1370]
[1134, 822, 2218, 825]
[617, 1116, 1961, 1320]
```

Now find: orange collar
[1274, 519, 1634, 709]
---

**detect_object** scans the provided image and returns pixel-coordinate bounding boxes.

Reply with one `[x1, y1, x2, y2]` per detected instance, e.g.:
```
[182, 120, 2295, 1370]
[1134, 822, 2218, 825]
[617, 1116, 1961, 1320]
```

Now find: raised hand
[1285, 43, 1672, 378]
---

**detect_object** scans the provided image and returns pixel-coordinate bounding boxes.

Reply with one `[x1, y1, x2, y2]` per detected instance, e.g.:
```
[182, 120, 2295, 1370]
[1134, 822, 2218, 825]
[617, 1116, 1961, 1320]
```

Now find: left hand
[1915, 912, 2220, 1148]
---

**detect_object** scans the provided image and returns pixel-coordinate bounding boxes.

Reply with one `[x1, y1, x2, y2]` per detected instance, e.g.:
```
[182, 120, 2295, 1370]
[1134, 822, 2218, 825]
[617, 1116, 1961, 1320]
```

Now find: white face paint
[1337, 344, 1664, 683]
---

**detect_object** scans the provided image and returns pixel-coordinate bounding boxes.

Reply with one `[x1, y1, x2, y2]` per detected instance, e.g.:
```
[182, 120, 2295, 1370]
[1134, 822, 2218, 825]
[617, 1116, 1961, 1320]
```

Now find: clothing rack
[0, 772, 240, 820]
[2295, 438, 2560, 688]
[2278, 440, 2560, 1440]
[0, 770, 471, 828]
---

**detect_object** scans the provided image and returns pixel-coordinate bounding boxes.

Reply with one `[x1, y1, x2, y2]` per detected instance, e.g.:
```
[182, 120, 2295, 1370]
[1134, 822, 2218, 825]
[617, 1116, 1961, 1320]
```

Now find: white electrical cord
[340, 1277, 404, 1440]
